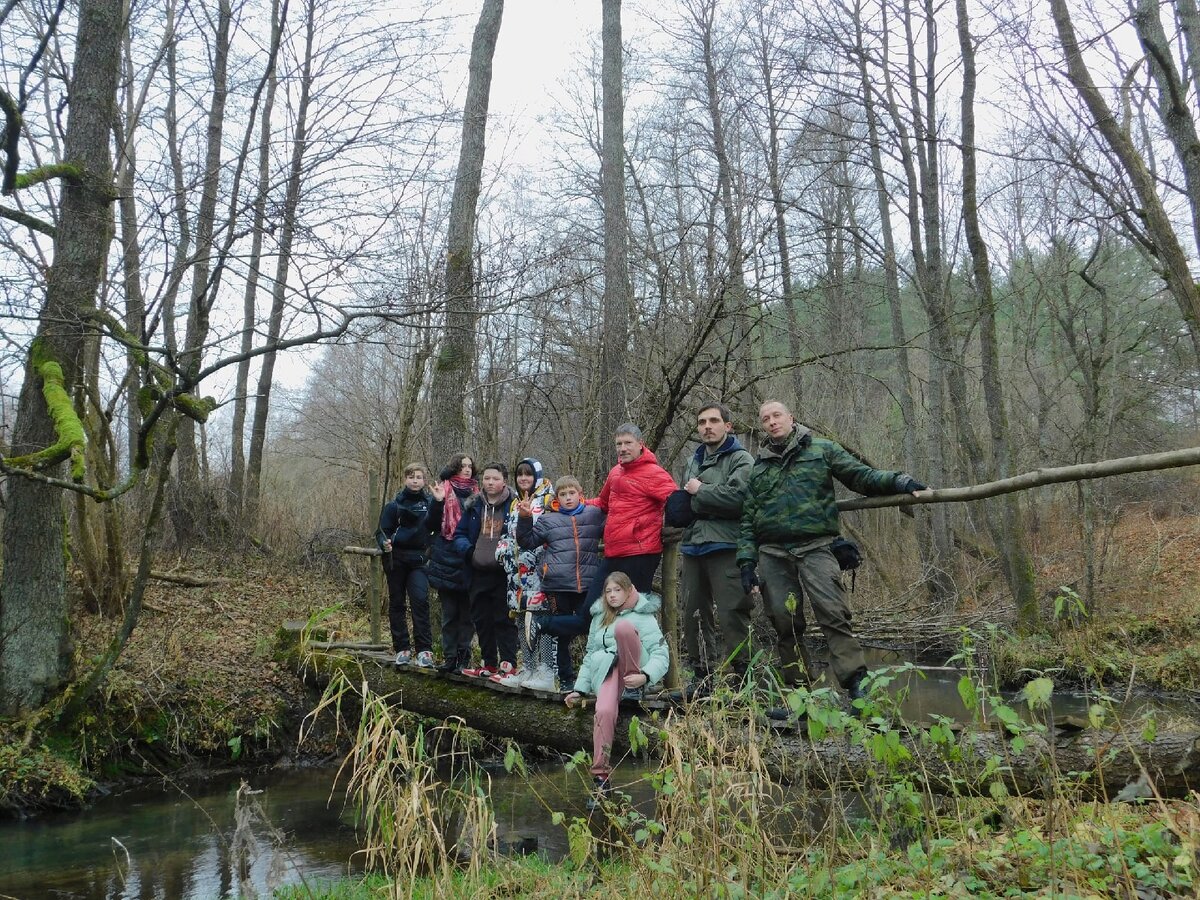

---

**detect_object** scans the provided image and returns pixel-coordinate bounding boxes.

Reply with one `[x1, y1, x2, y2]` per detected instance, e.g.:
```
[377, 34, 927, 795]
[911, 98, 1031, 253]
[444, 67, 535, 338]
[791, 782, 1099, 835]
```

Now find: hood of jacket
[589, 588, 663, 619]
[692, 433, 746, 466]
[759, 424, 811, 461]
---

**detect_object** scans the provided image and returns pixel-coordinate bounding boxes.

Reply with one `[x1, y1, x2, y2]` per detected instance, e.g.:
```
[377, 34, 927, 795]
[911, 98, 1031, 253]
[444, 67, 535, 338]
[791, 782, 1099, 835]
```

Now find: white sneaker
[415, 650, 434, 668]
[522, 668, 557, 692]
[493, 667, 529, 688]
[394, 650, 412, 666]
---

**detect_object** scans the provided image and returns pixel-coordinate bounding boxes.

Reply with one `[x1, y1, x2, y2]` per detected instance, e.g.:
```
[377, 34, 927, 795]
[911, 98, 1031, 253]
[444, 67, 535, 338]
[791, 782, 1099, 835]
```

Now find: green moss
[3, 339, 87, 481]
[172, 392, 215, 423]
[13, 163, 83, 191]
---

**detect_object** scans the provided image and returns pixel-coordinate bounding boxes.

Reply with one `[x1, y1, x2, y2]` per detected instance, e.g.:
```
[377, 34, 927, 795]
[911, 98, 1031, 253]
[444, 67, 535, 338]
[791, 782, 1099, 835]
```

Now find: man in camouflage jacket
[736, 400, 927, 697]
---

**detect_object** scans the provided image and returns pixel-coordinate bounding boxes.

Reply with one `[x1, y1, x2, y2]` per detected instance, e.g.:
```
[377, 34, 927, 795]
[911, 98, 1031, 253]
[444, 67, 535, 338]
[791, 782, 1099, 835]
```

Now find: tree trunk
[245, 0, 312, 527]
[0, 0, 124, 713]
[172, 0, 232, 547]
[429, 0, 504, 468]
[291, 642, 1200, 800]
[230, 0, 281, 518]
[956, 0, 1038, 628]
[1048, 0, 1200, 356]
[756, 14, 802, 407]
[1132, 0, 1200, 259]
[597, 0, 632, 454]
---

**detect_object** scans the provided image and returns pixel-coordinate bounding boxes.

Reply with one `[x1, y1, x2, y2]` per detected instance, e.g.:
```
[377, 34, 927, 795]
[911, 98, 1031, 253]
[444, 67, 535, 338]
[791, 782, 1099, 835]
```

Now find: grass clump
[286, 663, 1198, 898]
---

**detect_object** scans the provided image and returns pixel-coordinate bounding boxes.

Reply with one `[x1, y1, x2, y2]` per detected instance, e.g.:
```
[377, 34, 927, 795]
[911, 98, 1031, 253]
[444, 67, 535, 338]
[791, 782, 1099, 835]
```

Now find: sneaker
[523, 668, 557, 692]
[436, 660, 457, 673]
[461, 665, 498, 678]
[493, 667, 529, 688]
[415, 651, 435, 668]
[558, 677, 574, 693]
[394, 650, 412, 666]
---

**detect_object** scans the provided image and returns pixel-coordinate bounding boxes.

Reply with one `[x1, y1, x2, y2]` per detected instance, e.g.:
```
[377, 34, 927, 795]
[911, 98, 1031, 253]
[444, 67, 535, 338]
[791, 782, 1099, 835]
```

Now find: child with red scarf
[426, 453, 479, 671]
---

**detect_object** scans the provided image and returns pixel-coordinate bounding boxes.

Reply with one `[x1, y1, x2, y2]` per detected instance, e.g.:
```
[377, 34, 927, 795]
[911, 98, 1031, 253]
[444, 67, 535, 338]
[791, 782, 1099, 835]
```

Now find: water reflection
[0, 769, 361, 899]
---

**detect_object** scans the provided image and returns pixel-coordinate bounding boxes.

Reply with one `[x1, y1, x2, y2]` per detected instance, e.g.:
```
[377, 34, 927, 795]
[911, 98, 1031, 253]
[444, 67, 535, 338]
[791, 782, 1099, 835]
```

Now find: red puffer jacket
[595, 447, 678, 558]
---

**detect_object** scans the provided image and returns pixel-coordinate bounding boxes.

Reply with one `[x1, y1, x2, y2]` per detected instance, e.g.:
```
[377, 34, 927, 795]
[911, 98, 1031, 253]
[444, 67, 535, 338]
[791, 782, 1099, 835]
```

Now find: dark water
[0, 763, 649, 900]
[3, 665, 1192, 899]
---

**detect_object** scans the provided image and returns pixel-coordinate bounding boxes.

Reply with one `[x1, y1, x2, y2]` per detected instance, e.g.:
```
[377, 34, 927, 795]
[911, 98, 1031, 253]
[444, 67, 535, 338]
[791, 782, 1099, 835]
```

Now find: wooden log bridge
[278, 623, 1200, 799]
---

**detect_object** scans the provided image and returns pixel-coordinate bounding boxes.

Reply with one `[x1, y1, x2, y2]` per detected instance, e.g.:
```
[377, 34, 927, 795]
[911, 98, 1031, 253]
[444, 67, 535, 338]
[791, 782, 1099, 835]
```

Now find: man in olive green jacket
[680, 403, 754, 683]
[737, 400, 927, 698]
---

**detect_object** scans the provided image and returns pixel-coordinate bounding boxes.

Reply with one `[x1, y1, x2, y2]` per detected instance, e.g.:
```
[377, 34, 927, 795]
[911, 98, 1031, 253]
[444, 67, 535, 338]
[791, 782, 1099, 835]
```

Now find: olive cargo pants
[757, 545, 866, 687]
[680, 548, 752, 674]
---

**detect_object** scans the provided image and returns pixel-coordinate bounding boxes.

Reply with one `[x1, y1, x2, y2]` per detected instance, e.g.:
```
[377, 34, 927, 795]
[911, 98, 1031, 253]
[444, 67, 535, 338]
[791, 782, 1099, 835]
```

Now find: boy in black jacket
[376, 463, 442, 667]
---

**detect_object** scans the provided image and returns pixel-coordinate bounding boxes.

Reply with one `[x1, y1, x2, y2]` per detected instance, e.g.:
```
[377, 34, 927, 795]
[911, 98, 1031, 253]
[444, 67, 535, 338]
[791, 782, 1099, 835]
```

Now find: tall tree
[598, 0, 632, 439]
[229, 0, 283, 518]
[429, 0, 504, 467]
[1048, 0, 1200, 356]
[957, 0, 1037, 626]
[1, 0, 125, 712]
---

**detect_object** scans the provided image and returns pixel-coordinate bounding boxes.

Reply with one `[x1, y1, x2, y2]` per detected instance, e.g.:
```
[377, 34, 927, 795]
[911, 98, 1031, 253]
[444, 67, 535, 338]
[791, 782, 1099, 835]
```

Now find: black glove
[894, 473, 927, 494]
[740, 564, 759, 595]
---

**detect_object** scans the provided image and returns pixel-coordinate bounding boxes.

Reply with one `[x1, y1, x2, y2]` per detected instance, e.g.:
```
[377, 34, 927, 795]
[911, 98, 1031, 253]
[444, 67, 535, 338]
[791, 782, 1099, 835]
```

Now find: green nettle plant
[292, 630, 1195, 898]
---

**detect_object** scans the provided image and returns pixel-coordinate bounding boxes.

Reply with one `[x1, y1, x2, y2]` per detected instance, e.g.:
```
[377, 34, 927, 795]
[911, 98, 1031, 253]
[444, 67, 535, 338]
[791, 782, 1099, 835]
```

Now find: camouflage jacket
[736, 425, 899, 567]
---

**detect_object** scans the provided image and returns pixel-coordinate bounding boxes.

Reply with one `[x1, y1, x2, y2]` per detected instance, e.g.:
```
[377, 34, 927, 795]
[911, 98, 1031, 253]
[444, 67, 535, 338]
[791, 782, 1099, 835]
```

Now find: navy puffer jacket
[516, 502, 606, 594]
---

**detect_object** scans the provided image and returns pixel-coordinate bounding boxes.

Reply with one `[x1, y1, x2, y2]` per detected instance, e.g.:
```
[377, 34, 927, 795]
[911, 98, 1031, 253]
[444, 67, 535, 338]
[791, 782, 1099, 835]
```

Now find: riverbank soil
[1, 550, 371, 815]
[993, 506, 1200, 691]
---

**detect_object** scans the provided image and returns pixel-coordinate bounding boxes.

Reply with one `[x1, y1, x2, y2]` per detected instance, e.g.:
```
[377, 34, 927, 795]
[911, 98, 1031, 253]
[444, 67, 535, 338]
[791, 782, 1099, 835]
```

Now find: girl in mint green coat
[564, 572, 670, 797]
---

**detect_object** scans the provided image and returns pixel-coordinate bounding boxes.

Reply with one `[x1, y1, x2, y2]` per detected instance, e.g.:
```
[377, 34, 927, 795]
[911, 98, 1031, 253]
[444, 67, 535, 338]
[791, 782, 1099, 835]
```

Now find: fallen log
[767, 720, 1200, 801]
[838, 446, 1200, 511]
[278, 627, 1200, 799]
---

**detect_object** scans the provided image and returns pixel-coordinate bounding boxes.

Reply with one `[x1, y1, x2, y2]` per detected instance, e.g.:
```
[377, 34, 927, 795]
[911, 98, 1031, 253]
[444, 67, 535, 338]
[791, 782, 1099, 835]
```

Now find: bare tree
[1, 0, 125, 713]
[1048, 0, 1200, 356]
[429, 0, 504, 467]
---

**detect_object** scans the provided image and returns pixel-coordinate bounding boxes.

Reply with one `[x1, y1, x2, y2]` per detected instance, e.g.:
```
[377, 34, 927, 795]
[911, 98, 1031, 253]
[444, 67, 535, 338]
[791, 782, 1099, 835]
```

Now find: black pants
[469, 567, 517, 668]
[549, 590, 588, 682]
[540, 553, 661, 641]
[439, 587, 474, 668]
[385, 557, 432, 653]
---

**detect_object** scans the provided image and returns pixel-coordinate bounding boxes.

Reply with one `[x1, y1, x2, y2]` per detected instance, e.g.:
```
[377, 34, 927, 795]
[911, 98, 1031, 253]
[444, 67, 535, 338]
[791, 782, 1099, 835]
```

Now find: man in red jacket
[531, 423, 677, 688]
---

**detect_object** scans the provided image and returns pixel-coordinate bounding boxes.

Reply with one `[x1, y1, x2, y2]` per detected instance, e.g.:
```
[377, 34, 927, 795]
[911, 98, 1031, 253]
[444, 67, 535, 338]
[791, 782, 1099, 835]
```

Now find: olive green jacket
[682, 436, 754, 549]
[736, 425, 899, 567]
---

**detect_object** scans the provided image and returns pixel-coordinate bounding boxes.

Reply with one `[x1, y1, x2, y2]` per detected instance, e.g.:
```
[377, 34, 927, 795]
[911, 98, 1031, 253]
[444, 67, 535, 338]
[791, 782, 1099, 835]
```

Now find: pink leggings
[591, 619, 643, 776]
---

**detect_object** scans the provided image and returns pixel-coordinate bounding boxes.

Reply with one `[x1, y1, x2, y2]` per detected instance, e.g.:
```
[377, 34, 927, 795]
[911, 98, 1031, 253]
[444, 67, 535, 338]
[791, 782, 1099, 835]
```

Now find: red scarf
[440, 476, 477, 539]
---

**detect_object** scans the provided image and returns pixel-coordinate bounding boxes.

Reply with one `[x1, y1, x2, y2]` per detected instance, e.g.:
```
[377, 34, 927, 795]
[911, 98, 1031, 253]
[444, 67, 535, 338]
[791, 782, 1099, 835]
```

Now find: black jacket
[376, 488, 440, 565]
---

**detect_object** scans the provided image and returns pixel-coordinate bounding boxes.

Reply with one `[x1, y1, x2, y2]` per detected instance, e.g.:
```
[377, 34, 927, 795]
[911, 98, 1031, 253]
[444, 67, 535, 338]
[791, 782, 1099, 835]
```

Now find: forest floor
[3, 505, 1199, 816]
[992, 506, 1200, 693]
[0, 549, 368, 814]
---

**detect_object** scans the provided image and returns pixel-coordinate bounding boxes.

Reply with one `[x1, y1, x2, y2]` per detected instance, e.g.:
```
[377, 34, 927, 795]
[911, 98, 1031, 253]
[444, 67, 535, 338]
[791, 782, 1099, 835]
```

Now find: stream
[3, 661, 1193, 899]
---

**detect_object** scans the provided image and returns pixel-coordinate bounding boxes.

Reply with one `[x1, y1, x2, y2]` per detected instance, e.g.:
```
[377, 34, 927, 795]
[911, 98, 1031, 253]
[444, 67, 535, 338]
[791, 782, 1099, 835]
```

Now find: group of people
[376, 401, 927, 794]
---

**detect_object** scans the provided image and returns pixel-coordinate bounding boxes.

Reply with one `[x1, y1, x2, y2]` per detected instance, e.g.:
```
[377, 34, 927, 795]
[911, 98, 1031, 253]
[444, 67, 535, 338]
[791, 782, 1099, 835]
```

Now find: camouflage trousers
[758, 543, 865, 688]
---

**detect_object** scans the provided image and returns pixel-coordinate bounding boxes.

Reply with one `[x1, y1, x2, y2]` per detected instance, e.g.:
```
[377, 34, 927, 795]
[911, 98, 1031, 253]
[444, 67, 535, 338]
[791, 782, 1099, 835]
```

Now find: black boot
[586, 775, 611, 811]
[845, 668, 869, 703]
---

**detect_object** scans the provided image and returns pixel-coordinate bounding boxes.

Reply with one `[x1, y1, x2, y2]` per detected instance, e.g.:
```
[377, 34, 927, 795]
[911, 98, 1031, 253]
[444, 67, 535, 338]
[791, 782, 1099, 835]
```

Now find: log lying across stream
[280, 625, 1200, 800]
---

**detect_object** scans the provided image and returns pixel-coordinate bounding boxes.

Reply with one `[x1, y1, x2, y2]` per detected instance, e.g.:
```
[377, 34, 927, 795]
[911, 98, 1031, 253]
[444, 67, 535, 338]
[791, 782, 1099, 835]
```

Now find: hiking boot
[620, 686, 644, 703]
[436, 660, 457, 673]
[586, 775, 612, 811]
[394, 650, 412, 666]
[845, 668, 870, 703]
[415, 651, 435, 668]
[522, 668, 557, 692]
